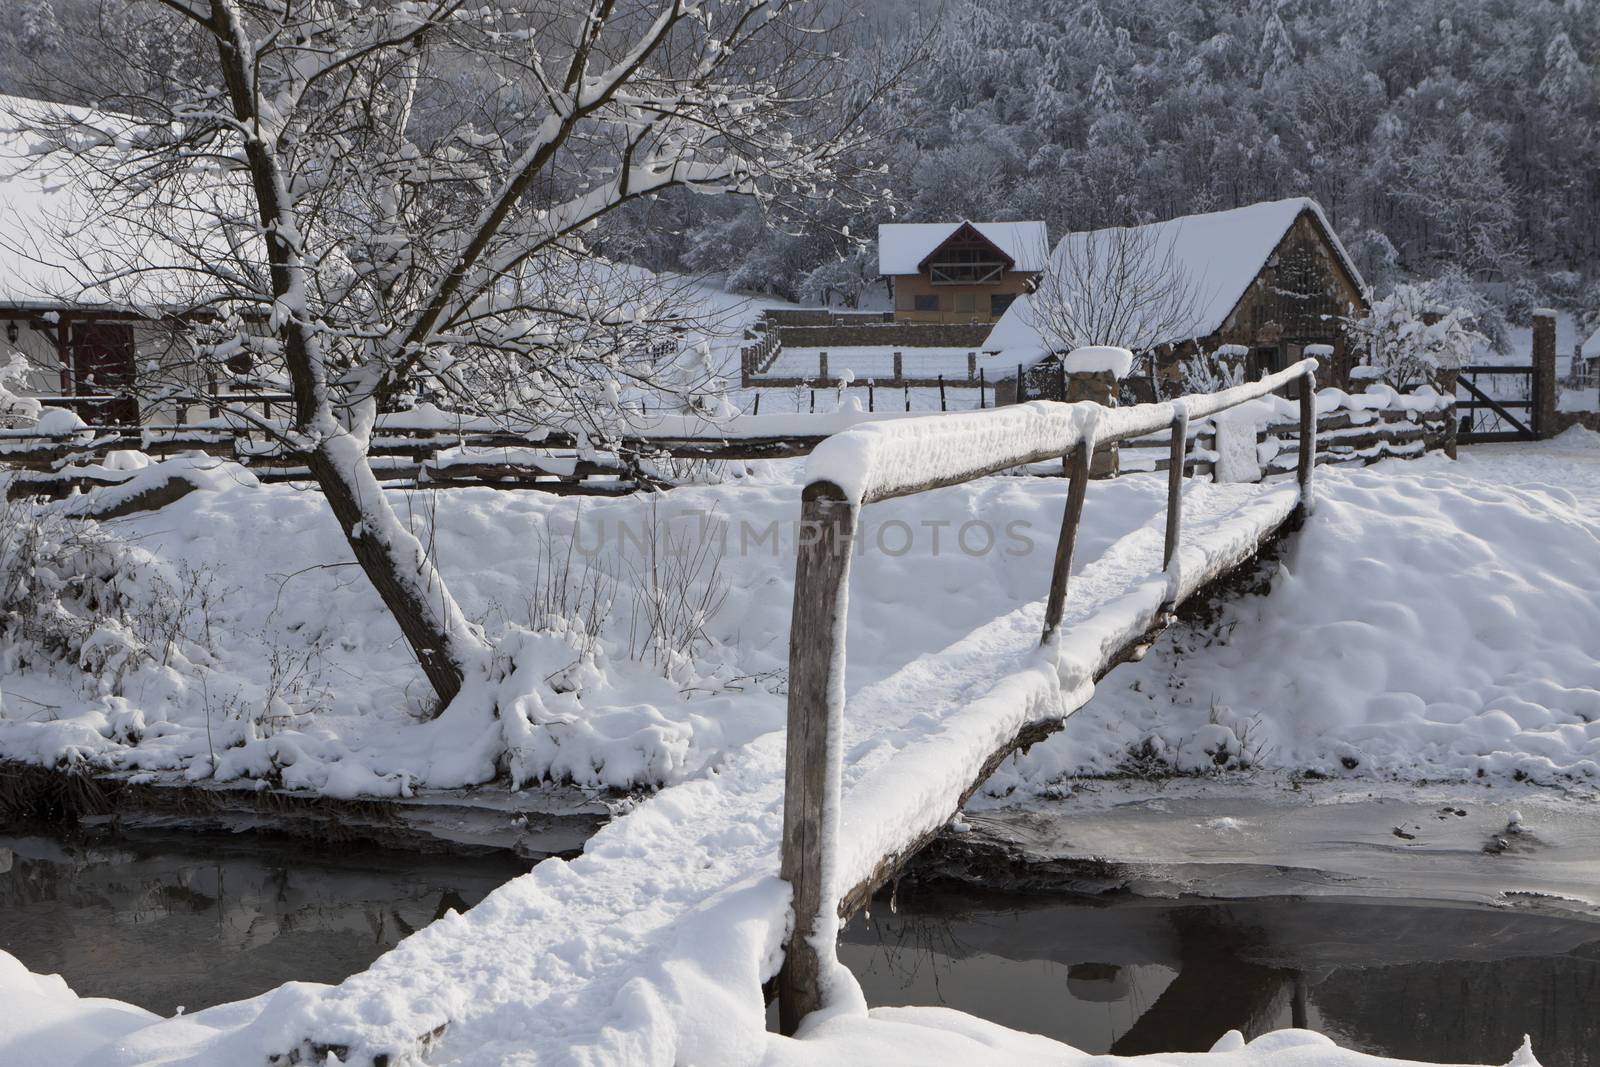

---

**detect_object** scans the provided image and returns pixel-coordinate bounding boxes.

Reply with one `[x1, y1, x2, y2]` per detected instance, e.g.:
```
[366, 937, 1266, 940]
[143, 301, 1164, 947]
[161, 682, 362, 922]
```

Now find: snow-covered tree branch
[17, 0, 890, 710]
[1344, 283, 1488, 392]
[1021, 222, 1205, 364]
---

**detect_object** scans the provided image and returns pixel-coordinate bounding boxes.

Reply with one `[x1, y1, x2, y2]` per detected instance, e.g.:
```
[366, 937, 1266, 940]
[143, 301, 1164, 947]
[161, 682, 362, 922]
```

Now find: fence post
[1532, 309, 1557, 439]
[979, 368, 987, 409]
[893, 351, 903, 383]
[778, 483, 859, 1034]
[1298, 369, 1316, 497]
[1041, 441, 1092, 642]
[938, 374, 946, 411]
[1016, 362, 1025, 403]
[820, 351, 829, 383]
[1163, 407, 1189, 576]
[967, 352, 976, 380]
[867, 379, 875, 412]
[904, 383, 910, 412]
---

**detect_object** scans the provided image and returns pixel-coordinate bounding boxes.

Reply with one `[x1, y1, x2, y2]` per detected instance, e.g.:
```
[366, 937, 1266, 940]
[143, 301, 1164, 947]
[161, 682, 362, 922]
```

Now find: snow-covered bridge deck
[54, 367, 1317, 1067]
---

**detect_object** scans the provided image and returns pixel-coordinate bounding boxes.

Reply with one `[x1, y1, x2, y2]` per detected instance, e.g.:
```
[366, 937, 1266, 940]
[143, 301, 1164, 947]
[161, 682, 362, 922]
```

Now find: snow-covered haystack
[991, 435, 1600, 792]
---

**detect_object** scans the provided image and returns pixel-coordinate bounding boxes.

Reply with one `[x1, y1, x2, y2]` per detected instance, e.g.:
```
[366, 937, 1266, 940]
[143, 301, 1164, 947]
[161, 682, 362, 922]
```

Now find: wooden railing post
[1163, 407, 1189, 573]
[778, 482, 859, 1035]
[1041, 441, 1092, 642]
[1298, 369, 1316, 497]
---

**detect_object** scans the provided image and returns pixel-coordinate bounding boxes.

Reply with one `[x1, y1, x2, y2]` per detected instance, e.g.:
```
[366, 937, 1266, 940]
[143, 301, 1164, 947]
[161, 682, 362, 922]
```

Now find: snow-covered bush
[623, 503, 730, 682]
[0, 500, 220, 699]
[0, 501, 129, 679]
[0, 353, 42, 428]
[1344, 281, 1488, 391]
[1178, 346, 1248, 395]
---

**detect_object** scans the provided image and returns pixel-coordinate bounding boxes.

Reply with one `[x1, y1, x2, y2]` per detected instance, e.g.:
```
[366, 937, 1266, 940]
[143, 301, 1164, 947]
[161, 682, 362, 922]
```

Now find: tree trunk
[304, 424, 486, 712]
[207, 0, 485, 713]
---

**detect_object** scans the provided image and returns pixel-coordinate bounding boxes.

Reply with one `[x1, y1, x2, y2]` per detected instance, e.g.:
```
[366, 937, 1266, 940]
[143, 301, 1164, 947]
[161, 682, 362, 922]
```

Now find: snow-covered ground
[760, 346, 984, 382]
[988, 427, 1600, 794]
[4, 428, 1599, 1066]
[728, 381, 988, 415]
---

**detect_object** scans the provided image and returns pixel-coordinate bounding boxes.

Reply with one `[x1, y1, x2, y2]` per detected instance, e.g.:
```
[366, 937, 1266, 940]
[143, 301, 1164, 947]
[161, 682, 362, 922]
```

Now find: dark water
[0, 830, 530, 1014]
[5, 829, 1599, 1065]
[841, 891, 1600, 1065]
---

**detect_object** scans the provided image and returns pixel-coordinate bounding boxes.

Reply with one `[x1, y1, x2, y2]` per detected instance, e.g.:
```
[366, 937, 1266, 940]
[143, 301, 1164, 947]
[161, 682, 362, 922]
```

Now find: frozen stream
[840, 891, 1600, 1065]
[0, 829, 530, 1015]
[5, 784, 1600, 1065]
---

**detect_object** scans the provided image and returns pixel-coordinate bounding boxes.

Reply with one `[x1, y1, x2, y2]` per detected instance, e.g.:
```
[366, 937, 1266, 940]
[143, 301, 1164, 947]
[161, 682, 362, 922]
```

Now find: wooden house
[878, 221, 1048, 325]
[982, 199, 1368, 402]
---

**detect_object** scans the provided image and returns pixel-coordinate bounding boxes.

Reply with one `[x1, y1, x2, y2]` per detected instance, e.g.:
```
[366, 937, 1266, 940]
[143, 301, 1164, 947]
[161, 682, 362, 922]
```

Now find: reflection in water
[0, 831, 530, 1014]
[840, 893, 1600, 1066]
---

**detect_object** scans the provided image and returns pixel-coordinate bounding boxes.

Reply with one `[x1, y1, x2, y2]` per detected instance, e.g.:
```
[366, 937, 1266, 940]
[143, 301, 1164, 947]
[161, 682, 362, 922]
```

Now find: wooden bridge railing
[776, 358, 1318, 1032]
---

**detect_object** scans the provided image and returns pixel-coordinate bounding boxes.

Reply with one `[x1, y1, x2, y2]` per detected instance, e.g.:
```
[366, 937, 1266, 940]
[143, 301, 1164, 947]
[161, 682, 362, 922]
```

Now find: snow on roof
[0, 93, 227, 312]
[1584, 324, 1600, 360]
[878, 221, 1048, 276]
[982, 198, 1364, 370]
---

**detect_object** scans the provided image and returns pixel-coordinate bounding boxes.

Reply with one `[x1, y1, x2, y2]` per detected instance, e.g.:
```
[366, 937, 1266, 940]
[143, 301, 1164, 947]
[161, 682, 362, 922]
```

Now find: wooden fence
[1121, 401, 1454, 477]
[0, 411, 847, 499]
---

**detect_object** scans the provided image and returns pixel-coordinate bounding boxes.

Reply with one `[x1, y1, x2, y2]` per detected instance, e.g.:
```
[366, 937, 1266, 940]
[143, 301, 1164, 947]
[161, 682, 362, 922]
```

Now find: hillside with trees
[3, 0, 1598, 340]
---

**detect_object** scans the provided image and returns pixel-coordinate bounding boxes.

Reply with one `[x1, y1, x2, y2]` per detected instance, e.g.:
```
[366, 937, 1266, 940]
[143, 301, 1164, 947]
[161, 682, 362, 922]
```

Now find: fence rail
[1455, 364, 1541, 442]
[775, 359, 1318, 1032]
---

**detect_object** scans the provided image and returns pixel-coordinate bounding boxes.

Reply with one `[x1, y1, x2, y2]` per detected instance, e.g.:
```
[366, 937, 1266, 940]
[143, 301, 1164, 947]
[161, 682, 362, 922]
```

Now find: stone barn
[982, 198, 1368, 403]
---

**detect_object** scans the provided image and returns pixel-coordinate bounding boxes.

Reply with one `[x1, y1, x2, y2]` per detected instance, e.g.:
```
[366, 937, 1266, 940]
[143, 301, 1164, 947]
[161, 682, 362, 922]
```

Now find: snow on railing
[775, 358, 1318, 1034]
[806, 359, 1318, 505]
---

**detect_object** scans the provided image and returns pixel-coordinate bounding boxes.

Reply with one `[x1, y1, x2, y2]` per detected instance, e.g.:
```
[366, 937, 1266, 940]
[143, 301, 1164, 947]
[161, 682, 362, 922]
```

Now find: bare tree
[1021, 222, 1207, 368]
[16, 0, 895, 711]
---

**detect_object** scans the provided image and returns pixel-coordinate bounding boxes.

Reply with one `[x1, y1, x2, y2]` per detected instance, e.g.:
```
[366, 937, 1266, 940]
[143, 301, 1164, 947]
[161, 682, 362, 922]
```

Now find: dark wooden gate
[1456, 364, 1539, 443]
[71, 321, 140, 425]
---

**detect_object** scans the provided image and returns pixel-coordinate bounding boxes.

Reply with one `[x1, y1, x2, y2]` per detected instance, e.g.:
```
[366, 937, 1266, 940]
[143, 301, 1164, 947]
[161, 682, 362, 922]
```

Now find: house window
[954, 292, 976, 314]
[991, 293, 1016, 317]
[913, 294, 940, 312]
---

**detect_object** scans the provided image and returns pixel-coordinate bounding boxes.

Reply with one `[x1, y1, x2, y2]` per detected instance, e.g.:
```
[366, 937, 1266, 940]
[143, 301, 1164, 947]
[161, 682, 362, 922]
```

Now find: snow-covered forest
[5, 0, 1598, 335]
[648, 0, 1599, 329]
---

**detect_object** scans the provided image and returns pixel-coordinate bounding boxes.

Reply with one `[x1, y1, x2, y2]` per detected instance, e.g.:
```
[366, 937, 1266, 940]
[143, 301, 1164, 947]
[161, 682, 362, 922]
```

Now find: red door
[72, 321, 139, 425]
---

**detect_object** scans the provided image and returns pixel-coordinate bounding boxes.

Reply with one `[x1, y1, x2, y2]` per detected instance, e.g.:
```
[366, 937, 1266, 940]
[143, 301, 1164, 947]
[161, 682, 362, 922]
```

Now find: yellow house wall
[891, 270, 1036, 324]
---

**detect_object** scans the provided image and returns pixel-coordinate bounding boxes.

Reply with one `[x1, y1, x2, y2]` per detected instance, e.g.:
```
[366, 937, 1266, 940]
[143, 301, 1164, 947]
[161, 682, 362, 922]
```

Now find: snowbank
[1062, 345, 1133, 378]
[989, 433, 1600, 790]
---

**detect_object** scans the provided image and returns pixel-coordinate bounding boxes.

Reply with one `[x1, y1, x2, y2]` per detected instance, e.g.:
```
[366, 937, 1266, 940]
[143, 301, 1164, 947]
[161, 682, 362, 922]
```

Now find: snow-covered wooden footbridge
[774, 359, 1317, 1030]
[71, 363, 1319, 1067]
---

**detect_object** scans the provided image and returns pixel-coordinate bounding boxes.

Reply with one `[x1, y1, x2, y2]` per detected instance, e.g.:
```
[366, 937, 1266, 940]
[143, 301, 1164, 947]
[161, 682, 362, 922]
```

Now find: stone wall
[763, 310, 892, 328]
[1522, 309, 1600, 437]
[772, 322, 994, 349]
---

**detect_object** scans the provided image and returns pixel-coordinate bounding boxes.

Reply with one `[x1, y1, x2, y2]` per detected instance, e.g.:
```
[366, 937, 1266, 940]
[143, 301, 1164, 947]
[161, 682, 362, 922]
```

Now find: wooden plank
[831, 509, 1299, 924]
[1040, 442, 1091, 641]
[1298, 369, 1315, 494]
[777, 482, 859, 1035]
[1162, 412, 1188, 573]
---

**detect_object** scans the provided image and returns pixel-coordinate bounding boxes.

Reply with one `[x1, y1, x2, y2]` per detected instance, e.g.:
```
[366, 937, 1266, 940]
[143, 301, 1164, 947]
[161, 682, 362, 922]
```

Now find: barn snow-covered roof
[0, 93, 225, 313]
[1584, 323, 1600, 360]
[982, 198, 1364, 369]
[878, 220, 1048, 276]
